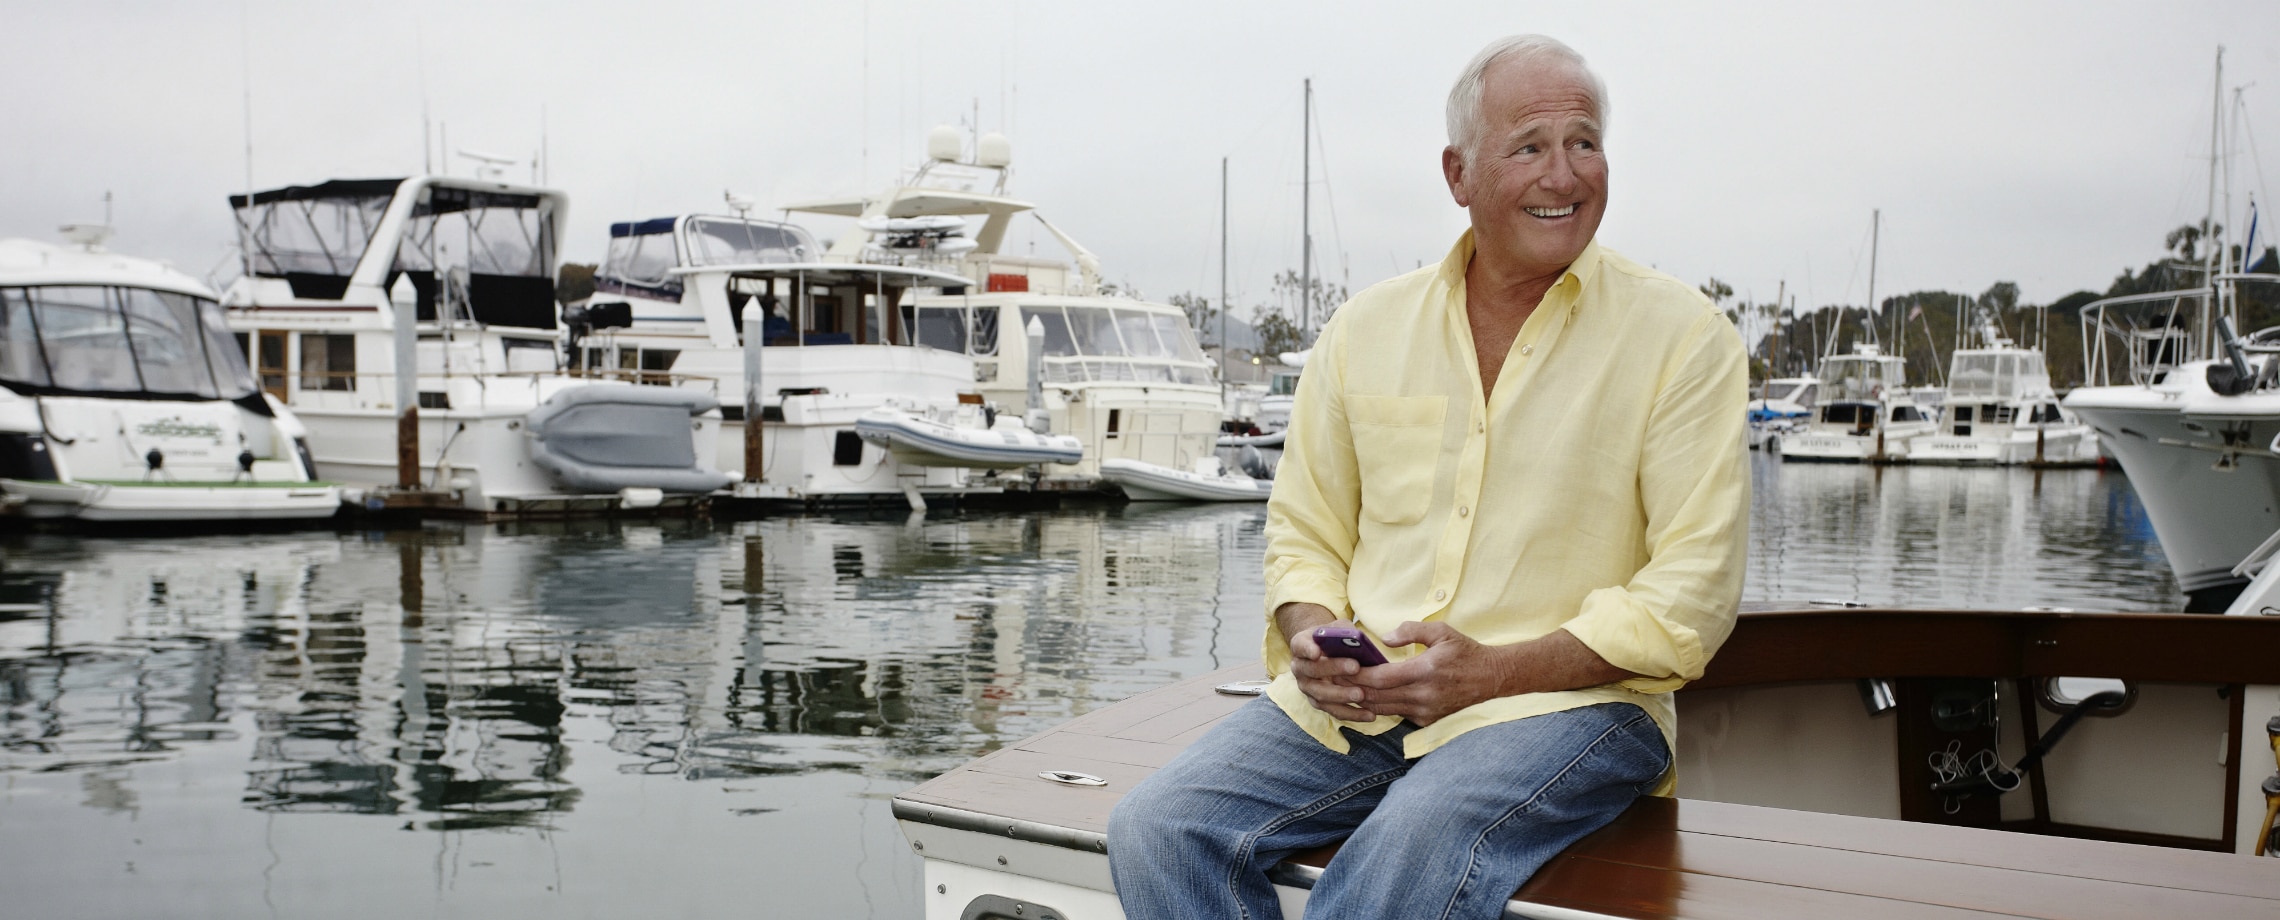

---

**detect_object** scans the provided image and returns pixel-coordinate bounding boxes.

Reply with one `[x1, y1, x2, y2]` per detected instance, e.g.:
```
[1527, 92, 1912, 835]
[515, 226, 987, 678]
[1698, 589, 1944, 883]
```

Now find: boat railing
[1038, 356, 1216, 387]
[2079, 274, 2280, 388]
[282, 367, 724, 401]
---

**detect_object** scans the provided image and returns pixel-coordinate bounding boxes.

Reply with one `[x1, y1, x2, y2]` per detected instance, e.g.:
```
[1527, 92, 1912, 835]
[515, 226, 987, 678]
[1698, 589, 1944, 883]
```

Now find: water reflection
[0, 465, 2176, 917]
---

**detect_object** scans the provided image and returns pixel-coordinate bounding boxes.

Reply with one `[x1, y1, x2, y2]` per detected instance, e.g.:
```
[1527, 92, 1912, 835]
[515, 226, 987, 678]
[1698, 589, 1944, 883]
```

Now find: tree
[557, 262, 597, 305]
[1271, 269, 1348, 341]
[1170, 292, 1220, 347]
[1252, 308, 1308, 360]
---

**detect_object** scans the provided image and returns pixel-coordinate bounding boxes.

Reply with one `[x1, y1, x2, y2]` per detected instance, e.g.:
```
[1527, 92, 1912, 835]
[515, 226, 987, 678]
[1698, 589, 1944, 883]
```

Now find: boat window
[7, 286, 251, 399]
[1114, 309, 1170, 358]
[1821, 403, 1862, 425]
[1765, 381, 1800, 402]
[1995, 355, 2017, 398]
[233, 185, 394, 297]
[1149, 312, 1207, 362]
[1021, 306, 1078, 356]
[502, 337, 558, 373]
[119, 288, 218, 398]
[600, 229, 682, 297]
[2030, 403, 2062, 424]
[904, 305, 967, 354]
[1892, 406, 1922, 423]
[31, 286, 140, 392]
[1269, 371, 1301, 396]
[970, 306, 999, 356]
[1950, 354, 1998, 398]
[395, 187, 557, 329]
[0, 287, 51, 388]
[299, 333, 356, 391]
[207, 313, 257, 400]
[685, 218, 814, 267]
[1065, 306, 1125, 356]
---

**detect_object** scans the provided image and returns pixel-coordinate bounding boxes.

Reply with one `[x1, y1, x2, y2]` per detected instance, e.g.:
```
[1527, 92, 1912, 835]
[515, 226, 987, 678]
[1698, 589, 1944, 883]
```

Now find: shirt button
[1520, 344, 1535, 357]
[1458, 505, 1470, 518]
[1434, 589, 1447, 602]
[1475, 421, 1485, 433]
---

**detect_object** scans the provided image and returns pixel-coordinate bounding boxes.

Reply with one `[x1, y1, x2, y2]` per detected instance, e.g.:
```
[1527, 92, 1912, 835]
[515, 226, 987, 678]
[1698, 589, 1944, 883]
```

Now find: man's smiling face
[1444, 56, 1607, 280]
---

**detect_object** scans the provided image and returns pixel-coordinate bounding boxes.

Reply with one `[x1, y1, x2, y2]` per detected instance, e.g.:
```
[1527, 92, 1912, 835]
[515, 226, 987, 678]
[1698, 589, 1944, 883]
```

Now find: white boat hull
[0, 478, 340, 521]
[1099, 458, 1271, 502]
[1909, 425, 2095, 465]
[2067, 368, 2280, 601]
[855, 408, 1082, 469]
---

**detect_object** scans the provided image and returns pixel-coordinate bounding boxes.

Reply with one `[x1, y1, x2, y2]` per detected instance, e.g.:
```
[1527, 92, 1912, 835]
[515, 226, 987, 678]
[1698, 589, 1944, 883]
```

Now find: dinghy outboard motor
[1238, 444, 1276, 480]
[524, 385, 736, 494]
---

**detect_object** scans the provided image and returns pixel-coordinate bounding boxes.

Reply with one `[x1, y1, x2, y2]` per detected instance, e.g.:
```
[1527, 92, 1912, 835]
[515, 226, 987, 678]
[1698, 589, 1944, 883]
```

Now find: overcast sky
[5, 1, 2276, 318]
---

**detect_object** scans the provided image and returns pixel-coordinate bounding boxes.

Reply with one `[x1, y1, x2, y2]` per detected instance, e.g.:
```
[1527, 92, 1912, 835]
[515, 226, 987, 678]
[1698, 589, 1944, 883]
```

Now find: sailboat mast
[1301, 78, 1313, 341]
[1221, 156, 1230, 399]
[1867, 209, 1881, 347]
[2203, 47, 2225, 357]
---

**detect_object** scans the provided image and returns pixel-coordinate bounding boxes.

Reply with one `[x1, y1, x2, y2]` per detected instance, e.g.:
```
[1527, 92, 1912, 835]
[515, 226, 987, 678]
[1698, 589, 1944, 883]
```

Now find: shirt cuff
[1561, 586, 1705, 694]
[1261, 569, 1349, 678]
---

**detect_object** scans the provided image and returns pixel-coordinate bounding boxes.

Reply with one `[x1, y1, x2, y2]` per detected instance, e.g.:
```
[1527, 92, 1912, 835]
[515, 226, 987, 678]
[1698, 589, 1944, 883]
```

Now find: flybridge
[229, 176, 561, 330]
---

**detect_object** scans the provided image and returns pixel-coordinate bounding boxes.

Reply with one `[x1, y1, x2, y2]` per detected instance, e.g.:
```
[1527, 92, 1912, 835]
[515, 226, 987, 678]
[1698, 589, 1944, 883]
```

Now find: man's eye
[1515, 145, 1540, 156]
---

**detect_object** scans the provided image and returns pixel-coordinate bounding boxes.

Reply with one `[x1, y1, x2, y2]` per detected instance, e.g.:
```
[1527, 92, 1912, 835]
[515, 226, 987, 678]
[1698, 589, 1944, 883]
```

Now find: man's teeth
[1526, 205, 1577, 218]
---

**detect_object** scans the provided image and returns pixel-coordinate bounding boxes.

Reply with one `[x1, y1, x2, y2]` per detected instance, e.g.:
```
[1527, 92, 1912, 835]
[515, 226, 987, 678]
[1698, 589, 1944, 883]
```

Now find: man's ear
[1442, 146, 1470, 208]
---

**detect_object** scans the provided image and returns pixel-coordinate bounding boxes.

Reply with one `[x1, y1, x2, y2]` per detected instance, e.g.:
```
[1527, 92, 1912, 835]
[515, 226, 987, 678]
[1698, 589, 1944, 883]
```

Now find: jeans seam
[1434, 711, 1656, 920]
[1225, 765, 1408, 920]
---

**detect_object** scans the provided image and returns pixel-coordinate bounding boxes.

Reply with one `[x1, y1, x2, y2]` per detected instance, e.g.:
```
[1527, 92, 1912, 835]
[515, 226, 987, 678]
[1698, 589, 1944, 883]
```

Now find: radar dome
[976, 132, 1012, 168]
[927, 125, 963, 162]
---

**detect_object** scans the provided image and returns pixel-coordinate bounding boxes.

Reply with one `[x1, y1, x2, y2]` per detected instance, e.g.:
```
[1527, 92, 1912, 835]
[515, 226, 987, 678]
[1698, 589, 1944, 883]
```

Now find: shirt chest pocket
[1346, 394, 1447, 525]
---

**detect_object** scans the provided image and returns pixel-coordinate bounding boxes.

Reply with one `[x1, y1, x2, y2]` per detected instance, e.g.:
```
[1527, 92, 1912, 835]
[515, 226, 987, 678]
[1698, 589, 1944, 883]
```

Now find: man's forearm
[1491, 628, 1639, 697]
[1274, 602, 1340, 641]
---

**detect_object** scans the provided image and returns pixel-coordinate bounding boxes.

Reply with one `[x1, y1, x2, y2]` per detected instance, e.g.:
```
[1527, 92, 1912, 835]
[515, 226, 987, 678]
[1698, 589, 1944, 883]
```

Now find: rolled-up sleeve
[1260, 318, 1360, 677]
[1560, 311, 1750, 691]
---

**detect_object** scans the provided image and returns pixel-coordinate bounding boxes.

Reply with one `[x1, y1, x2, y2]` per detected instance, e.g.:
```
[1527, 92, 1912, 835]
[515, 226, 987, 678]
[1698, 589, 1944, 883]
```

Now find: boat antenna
[2204, 46, 2224, 358]
[237, 0, 256, 281]
[1300, 77, 1313, 341]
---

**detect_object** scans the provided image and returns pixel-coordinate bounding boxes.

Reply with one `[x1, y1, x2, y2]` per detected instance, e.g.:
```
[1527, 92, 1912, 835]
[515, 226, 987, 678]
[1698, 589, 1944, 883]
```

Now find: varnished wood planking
[1518, 855, 2026, 920]
[1655, 798, 2280, 901]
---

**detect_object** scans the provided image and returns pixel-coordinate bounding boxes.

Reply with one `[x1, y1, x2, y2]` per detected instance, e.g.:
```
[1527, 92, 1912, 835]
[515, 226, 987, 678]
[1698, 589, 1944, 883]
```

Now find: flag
[2243, 197, 2261, 273]
[1907, 304, 1922, 321]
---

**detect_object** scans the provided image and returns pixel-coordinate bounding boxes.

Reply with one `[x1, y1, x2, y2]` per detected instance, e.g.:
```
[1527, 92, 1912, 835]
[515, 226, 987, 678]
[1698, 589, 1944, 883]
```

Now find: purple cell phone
[1313, 626, 1389, 666]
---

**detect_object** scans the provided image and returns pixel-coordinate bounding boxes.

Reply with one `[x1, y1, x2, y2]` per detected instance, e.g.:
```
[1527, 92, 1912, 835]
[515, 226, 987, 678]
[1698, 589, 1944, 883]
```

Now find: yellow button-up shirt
[1262, 231, 1749, 794]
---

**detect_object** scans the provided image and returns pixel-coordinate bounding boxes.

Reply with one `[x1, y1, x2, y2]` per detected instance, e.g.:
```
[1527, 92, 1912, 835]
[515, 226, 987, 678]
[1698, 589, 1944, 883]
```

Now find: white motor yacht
[1913, 327, 2097, 465]
[781, 128, 1223, 489]
[221, 177, 733, 516]
[1771, 344, 1936, 461]
[2066, 279, 2280, 610]
[0, 229, 339, 521]
[1746, 375, 1817, 450]
[571, 212, 1063, 503]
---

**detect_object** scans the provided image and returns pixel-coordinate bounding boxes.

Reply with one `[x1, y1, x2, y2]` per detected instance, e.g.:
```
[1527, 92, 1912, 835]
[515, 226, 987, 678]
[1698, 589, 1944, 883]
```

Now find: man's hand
[1277, 602, 1379, 722]
[1343, 623, 1639, 727]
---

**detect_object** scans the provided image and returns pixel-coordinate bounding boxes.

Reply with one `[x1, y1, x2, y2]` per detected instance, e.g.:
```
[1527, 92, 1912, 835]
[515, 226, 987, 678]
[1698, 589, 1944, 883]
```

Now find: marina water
[0, 456, 2175, 917]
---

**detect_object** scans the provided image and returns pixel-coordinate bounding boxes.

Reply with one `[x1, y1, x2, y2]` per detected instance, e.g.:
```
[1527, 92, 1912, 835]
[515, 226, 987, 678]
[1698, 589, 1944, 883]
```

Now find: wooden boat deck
[895, 606, 2280, 918]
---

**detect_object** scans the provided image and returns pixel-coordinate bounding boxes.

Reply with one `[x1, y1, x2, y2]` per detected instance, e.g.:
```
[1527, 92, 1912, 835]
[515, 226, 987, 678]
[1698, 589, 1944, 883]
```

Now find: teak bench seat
[894, 607, 2280, 918]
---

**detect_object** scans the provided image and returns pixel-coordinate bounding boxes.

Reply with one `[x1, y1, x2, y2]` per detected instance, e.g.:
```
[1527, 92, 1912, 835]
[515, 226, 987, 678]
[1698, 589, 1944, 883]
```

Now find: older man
[1107, 34, 1749, 919]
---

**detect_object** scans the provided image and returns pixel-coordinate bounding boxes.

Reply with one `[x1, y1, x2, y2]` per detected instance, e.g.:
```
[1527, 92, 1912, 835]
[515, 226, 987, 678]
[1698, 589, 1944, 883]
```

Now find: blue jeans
[1107, 698, 1669, 920]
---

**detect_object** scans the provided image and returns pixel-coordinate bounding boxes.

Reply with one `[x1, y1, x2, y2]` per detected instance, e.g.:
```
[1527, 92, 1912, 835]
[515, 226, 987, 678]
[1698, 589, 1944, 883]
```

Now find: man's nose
[1536, 147, 1581, 195]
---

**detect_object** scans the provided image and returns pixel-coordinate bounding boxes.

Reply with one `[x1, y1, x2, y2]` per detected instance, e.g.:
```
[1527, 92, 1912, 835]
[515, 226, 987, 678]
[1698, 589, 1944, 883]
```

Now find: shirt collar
[1437, 231, 1604, 301]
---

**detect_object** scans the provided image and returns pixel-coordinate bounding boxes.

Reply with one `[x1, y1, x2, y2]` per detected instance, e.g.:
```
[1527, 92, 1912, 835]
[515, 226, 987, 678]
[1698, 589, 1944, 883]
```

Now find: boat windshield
[1269, 371, 1301, 396]
[1949, 352, 2048, 400]
[600, 220, 681, 298]
[1020, 304, 1212, 385]
[0, 285, 257, 400]
[231, 179, 398, 299]
[1765, 381, 1801, 402]
[685, 218, 815, 267]
[393, 187, 558, 329]
[1818, 357, 1902, 401]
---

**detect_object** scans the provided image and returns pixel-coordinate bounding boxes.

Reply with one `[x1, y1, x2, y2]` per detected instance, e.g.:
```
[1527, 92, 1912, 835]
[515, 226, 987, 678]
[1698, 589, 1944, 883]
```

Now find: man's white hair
[1445, 35, 1608, 163]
